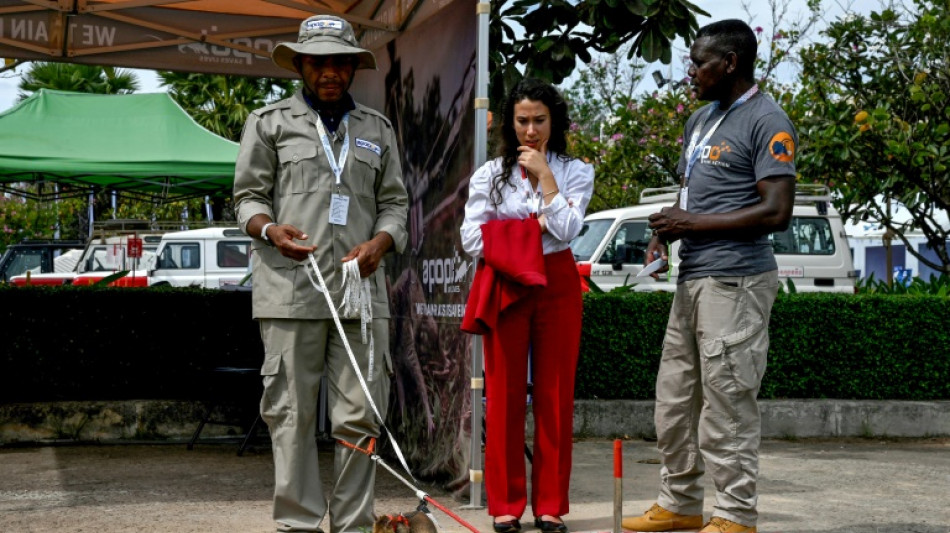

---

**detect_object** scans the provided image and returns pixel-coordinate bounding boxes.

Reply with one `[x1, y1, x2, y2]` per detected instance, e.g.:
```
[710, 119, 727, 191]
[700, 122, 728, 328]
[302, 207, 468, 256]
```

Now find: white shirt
[460, 153, 594, 259]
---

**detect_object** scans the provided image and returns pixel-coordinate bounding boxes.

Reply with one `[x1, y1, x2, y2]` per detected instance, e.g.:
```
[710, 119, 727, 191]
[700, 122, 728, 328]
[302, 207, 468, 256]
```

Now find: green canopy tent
[0, 89, 239, 203]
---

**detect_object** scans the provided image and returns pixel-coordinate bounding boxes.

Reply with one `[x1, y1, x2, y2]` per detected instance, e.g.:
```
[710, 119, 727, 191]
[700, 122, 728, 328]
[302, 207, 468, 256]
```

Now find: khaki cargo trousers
[259, 318, 391, 533]
[654, 271, 778, 527]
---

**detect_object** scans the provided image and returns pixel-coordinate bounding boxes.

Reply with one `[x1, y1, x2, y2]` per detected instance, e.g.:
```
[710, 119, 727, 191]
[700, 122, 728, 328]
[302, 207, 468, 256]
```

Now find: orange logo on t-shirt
[708, 141, 732, 161]
[769, 132, 795, 163]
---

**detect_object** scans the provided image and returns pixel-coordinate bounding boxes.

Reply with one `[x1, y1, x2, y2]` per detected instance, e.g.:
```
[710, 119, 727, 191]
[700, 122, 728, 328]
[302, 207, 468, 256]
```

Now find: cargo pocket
[259, 351, 286, 425]
[701, 324, 765, 394]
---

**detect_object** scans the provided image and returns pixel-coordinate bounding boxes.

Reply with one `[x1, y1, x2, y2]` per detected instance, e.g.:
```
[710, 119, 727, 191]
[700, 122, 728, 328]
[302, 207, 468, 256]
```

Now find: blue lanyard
[684, 85, 758, 184]
[315, 114, 350, 186]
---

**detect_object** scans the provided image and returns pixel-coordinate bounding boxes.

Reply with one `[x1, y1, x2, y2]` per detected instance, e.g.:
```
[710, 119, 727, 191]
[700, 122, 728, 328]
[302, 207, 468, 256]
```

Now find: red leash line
[339, 439, 483, 533]
[423, 494, 481, 533]
[338, 437, 376, 455]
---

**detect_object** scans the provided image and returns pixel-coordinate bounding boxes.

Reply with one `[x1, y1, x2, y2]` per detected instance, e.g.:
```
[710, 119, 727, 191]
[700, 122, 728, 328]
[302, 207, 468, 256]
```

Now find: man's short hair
[696, 19, 757, 81]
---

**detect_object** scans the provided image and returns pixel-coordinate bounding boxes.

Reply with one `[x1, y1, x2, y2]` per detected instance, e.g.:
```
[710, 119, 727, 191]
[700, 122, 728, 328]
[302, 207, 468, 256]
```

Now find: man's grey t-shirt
[674, 92, 797, 282]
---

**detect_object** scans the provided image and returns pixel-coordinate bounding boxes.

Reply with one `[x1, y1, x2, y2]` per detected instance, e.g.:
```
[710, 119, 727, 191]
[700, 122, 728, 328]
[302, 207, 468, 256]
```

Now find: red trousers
[483, 249, 583, 519]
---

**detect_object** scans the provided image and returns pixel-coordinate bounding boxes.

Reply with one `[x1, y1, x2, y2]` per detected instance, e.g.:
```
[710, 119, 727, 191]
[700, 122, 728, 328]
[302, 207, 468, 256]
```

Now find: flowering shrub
[567, 85, 700, 212]
[0, 194, 84, 252]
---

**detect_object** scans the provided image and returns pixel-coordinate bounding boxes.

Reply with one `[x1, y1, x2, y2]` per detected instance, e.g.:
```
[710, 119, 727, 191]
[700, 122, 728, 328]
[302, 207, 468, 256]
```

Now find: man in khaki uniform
[622, 20, 794, 533]
[233, 14, 408, 533]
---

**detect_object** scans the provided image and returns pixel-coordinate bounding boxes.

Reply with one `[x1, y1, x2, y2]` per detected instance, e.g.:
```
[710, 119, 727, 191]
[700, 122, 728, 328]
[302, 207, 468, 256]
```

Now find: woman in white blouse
[460, 78, 594, 533]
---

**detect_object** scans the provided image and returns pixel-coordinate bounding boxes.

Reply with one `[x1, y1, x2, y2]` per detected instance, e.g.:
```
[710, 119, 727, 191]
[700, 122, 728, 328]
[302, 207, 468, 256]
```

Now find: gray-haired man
[233, 14, 408, 533]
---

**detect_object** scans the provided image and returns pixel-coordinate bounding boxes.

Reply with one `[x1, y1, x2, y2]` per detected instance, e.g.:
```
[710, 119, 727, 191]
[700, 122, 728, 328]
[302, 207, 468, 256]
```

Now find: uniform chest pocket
[278, 144, 320, 193]
[350, 144, 381, 198]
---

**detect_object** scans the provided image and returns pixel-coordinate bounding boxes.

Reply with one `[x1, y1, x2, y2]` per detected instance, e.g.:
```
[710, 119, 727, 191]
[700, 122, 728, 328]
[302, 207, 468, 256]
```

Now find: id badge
[679, 187, 689, 211]
[329, 193, 349, 225]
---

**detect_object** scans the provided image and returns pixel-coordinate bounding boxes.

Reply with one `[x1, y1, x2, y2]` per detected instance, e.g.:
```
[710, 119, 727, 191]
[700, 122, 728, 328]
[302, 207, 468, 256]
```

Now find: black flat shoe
[534, 517, 568, 533]
[492, 519, 521, 533]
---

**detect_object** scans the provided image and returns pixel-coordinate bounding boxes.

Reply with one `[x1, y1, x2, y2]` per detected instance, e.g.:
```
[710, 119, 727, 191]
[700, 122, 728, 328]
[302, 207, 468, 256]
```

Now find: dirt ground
[1, 437, 949, 533]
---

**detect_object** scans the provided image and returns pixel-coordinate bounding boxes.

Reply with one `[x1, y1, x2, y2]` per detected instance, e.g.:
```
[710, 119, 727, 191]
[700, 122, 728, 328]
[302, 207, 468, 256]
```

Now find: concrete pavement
[1, 437, 948, 533]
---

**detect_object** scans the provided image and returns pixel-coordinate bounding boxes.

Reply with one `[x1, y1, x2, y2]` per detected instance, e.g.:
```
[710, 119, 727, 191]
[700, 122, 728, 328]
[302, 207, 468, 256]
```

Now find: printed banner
[0, 7, 296, 77]
[352, 0, 476, 493]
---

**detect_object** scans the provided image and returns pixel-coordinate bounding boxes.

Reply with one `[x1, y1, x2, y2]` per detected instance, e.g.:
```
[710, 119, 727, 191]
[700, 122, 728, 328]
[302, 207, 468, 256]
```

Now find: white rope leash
[340, 258, 375, 381]
[304, 252, 415, 481]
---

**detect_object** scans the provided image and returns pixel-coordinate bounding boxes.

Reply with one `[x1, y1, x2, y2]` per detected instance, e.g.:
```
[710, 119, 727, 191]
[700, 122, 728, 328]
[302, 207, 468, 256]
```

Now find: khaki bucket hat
[272, 15, 377, 73]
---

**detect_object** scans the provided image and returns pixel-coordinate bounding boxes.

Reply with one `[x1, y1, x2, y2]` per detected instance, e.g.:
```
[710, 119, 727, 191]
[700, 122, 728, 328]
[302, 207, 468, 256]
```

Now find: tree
[490, 0, 708, 110]
[739, 0, 822, 84]
[563, 0, 825, 214]
[794, 0, 950, 274]
[0, 195, 84, 252]
[567, 83, 699, 213]
[159, 72, 296, 142]
[563, 42, 648, 132]
[17, 62, 138, 99]
[109, 196, 210, 225]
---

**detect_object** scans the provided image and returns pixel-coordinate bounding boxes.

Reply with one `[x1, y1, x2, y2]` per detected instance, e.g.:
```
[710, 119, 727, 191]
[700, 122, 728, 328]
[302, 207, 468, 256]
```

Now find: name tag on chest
[330, 194, 349, 225]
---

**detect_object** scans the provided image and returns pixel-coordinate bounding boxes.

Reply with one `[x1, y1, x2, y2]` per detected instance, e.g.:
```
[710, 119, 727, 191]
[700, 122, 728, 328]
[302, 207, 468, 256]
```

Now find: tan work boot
[621, 503, 703, 532]
[698, 517, 757, 533]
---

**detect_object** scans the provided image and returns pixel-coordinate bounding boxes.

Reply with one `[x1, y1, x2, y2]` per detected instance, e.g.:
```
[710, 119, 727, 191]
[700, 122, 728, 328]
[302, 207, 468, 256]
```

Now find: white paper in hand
[637, 259, 668, 278]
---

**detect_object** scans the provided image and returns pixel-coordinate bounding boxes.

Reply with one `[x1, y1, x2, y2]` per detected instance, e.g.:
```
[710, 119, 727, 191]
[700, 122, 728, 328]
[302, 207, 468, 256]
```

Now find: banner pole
[463, 0, 491, 511]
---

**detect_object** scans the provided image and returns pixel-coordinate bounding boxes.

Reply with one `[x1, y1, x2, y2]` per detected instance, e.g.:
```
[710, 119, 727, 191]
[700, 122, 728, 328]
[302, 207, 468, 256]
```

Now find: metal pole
[87, 190, 94, 240]
[54, 184, 61, 240]
[885, 197, 893, 285]
[613, 439, 623, 533]
[462, 0, 491, 511]
[464, 336, 485, 510]
[205, 195, 213, 223]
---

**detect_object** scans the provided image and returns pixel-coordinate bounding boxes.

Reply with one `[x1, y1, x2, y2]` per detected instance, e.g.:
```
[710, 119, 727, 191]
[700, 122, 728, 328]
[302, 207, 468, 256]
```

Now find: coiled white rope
[340, 258, 375, 381]
[303, 252, 414, 481]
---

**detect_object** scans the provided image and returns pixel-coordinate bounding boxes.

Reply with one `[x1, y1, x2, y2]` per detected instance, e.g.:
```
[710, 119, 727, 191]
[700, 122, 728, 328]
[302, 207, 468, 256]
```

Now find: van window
[599, 221, 652, 265]
[158, 242, 201, 269]
[770, 217, 836, 255]
[2, 249, 44, 280]
[571, 219, 614, 261]
[217, 241, 251, 268]
[84, 246, 110, 272]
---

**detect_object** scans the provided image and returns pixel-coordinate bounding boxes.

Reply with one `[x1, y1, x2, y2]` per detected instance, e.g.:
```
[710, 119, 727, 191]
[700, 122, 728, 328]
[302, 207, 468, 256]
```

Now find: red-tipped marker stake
[614, 439, 623, 533]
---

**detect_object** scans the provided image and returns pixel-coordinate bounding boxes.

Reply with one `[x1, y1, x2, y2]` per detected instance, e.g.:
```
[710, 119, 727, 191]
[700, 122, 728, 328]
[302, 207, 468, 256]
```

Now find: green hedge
[577, 292, 950, 400]
[0, 285, 261, 402]
[2, 287, 949, 403]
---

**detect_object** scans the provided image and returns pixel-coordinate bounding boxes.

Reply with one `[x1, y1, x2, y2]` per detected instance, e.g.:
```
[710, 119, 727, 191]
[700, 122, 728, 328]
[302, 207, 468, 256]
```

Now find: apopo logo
[421, 250, 470, 294]
[176, 26, 275, 65]
[703, 141, 732, 161]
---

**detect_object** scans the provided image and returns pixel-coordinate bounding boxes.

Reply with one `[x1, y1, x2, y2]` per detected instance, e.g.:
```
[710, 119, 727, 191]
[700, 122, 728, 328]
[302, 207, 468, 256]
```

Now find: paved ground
[1, 437, 948, 533]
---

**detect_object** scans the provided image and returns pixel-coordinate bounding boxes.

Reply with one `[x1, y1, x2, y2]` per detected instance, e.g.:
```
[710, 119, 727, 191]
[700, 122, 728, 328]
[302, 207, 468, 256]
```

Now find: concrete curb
[0, 400, 245, 444]
[2, 399, 949, 444]
[570, 399, 950, 438]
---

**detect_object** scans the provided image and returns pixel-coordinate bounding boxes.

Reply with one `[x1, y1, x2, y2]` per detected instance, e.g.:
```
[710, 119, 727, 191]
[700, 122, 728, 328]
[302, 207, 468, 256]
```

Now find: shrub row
[2, 287, 948, 402]
[578, 291, 950, 400]
[0, 285, 261, 402]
